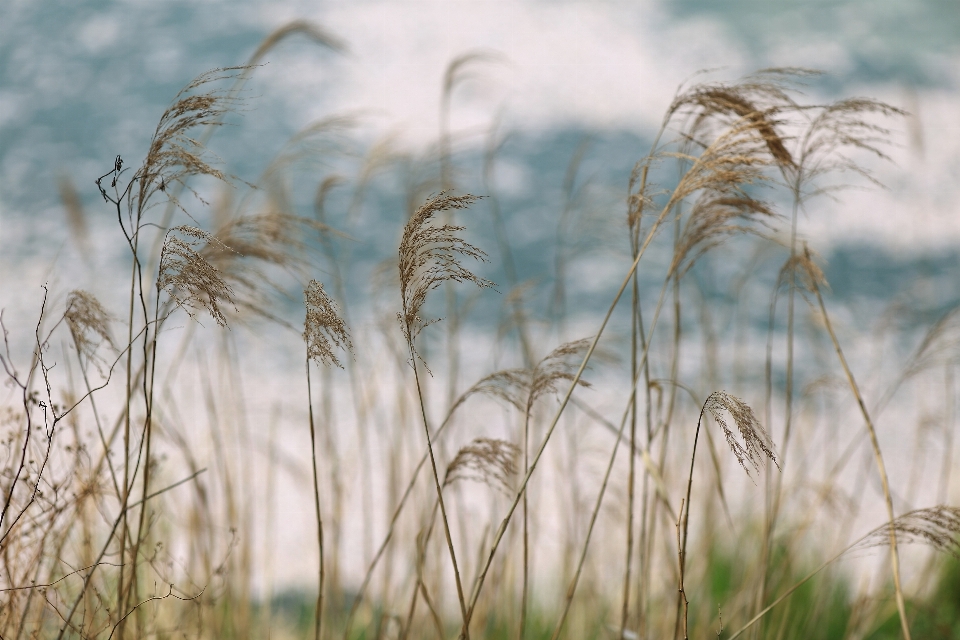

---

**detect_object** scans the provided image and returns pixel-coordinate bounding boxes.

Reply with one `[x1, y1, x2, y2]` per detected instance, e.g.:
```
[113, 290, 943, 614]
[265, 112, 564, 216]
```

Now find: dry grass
[2, 24, 960, 640]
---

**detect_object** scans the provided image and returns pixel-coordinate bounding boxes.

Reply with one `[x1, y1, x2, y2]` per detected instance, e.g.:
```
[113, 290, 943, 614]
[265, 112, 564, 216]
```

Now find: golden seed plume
[902, 308, 960, 381]
[249, 20, 346, 66]
[446, 339, 592, 419]
[456, 368, 530, 414]
[777, 244, 828, 298]
[671, 195, 777, 279]
[669, 68, 816, 169]
[204, 211, 347, 326]
[793, 97, 906, 201]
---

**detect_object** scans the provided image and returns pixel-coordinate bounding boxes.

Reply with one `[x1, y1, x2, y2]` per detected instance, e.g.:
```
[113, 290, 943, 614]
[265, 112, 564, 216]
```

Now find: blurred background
[2, 1, 960, 637]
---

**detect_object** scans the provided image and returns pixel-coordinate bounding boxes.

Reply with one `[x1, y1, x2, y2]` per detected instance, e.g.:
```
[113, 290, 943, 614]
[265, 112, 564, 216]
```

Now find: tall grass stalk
[6, 49, 954, 640]
[801, 247, 910, 639]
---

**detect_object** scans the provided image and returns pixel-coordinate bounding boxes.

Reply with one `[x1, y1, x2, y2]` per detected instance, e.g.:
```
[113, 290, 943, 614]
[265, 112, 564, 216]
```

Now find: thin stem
[676, 499, 688, 640]
[400, 498, 440, 640]
[939, 365, 955, 505]
[809, 263, 911, 640]
[621, 229, 641, 639]
[409, 345, 470, 639]
[519, 405, 531, 640]
[755, 266, 782, 628]
[634, 281, 654, 638]
[306, 359, 325, 640]
[341, 394, 468, 640]
[549, 334, 661, 640]
[118, 198, 139, 637]
[130, 272, 161, 638]
[676, 405, 707, 639]
[465, 183, 678, 628]
[548, 267, 685, 640]
[729, 514, 902, 640]
[55, 469, 206, 640]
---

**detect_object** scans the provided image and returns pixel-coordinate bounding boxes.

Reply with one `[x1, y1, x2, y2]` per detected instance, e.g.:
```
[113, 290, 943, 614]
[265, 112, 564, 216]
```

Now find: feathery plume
[303, 280, 352, 369]
[704, 391, 778, 477]
[902, 308, 960, 381]
[456, 368, 530, 414]
[64, 290, 114, 363]
[134, 67, 250, 216]
[671, 195, 777, 279]
[157, 225, 236, 327]
[398, 192, 495, 368]
[529, 339, 593, 408]
[858, 506, 960, 559]
[668, 68, 815, 170]
[445, 438, 520, 495]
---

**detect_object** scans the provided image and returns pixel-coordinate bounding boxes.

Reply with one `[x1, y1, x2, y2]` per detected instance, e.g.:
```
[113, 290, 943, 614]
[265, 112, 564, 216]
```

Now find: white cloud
[77, 14, 121, 55]
[253, 0, 747, 147]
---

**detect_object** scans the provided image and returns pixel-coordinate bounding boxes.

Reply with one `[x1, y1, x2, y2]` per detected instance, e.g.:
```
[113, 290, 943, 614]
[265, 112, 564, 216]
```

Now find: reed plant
[3, 22, 960, 640]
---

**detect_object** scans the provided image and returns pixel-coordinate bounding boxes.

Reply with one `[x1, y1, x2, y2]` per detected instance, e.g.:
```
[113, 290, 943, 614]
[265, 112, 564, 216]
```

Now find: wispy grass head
[303, 279, 352, 369]
[158, 225, 236, 327]
[136, 67, 250, 216]
[778, 244, 828, 300]
[902, 307, 960, 381]
[455, 368, 531, 415]
[669, 68, 815, 169]
[859, 506, 960, 559]
[793, 97, 906, 199]
[704, 391, 778, 477]
[529, 339, 593, 409]
[206, 211, 346, 326]
[670, 118, 777, 204]
[670, 195, 777, 279]
[64, 290, 114, 363]
[444, 437, 520, 495]
[398, 192, 495, 367]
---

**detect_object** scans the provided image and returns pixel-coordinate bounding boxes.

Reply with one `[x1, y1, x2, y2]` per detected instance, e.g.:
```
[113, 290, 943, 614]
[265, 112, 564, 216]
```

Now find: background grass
[2, 15, 960, 640]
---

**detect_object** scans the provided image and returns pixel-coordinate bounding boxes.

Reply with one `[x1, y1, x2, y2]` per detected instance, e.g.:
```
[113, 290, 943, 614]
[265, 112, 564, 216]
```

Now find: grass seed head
[456, 368, 531, 415]
[529, 338, 593, 409]
[704, 391, 778, 478]
[206, 212, 346, 326]
[398, 192, 495, 369]
[304, 279, 353, 369]
[668, 68, 815, 170]
[902, 307, 960, 381]
[859, 507, 960, 559]
[64, 290, 114, 364]
[671, 195, 777, 279]
[136, 67, 251, 218]
[778, 244, 829, 297]
[158, 225, 237, 327]
[444, 437, 520, 495]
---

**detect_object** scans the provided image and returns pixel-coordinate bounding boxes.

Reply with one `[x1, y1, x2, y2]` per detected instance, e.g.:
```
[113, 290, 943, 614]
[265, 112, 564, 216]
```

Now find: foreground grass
[2, 19, 959, 640]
